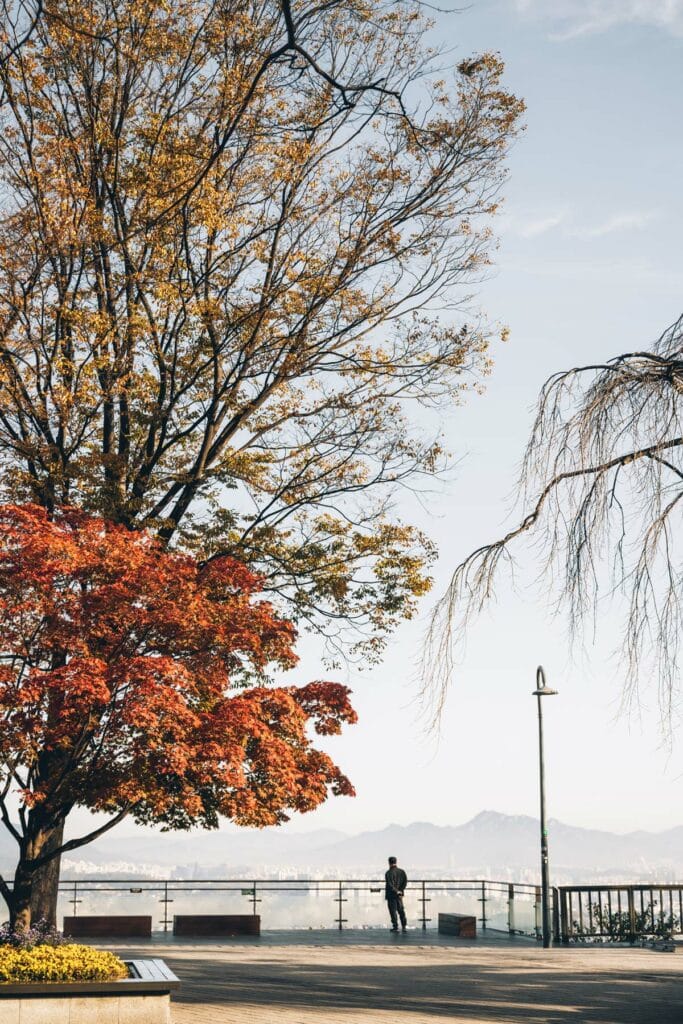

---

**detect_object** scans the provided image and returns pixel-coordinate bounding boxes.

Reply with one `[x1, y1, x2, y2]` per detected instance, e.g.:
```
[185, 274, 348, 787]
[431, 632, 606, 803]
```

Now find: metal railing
[47, 877, 549, 938]
[43, 877, 683, 944]
[559, 885, 683, 943]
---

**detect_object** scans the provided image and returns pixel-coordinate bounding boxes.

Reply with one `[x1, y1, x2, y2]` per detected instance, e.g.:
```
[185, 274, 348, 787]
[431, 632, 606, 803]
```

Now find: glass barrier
[53, 878, 544, 936]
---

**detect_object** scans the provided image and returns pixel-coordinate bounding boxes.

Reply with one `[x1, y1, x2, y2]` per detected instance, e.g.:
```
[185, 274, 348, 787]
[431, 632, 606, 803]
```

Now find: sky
[109, 0, 683, 847]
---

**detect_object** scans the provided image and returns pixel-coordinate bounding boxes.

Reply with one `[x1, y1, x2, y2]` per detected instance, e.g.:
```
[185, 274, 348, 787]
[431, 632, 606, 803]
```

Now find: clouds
[510, 208, 658, 239]
[518, 213, 566, 238]
[568, 210, 659, 238]
[514, 0, 683, 38]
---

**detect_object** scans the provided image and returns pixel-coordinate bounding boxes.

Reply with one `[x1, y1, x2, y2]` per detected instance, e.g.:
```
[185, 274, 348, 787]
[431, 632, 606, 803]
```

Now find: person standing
[385, 856, 407, 932]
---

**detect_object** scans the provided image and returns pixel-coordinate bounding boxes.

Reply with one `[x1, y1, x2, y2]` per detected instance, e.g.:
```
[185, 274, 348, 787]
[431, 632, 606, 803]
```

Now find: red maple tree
[0, 504, 356, 930]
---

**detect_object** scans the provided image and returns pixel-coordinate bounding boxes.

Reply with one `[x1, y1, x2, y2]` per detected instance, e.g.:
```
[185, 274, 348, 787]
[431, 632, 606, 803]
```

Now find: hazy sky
[110, 0, 683, 848]
[275, 0, 683, 838]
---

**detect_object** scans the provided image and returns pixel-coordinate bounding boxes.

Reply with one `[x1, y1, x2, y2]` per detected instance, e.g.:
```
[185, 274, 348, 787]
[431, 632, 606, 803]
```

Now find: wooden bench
[438, 912, 476, 938]
[173, 914, 260, 937]
[63, 915, 152, 938]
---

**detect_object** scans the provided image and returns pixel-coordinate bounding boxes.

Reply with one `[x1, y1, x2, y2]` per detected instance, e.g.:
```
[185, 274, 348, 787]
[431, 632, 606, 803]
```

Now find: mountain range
[2, 811, 680, 882]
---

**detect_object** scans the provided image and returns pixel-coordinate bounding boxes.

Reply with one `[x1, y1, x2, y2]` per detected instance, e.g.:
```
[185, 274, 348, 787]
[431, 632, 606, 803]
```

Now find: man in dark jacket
[385, 856, 407, 931]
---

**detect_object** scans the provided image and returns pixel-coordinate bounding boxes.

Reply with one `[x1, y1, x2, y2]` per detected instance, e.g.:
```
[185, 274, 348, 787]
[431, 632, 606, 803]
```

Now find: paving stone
[88, 932, 683, 1024]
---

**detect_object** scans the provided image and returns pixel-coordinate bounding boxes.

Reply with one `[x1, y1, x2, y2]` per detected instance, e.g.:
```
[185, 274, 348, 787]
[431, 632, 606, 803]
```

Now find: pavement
[100, 929, 683, 1024]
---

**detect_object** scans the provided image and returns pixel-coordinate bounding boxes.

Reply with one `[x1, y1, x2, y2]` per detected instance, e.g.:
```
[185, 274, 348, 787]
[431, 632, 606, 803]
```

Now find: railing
[45, 877, 683, 944]
[46, 877, 549, 938]
[559, 885, 683, 943]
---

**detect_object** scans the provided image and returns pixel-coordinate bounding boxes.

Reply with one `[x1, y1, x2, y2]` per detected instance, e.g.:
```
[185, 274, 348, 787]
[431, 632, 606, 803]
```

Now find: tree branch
[30, 806, 134, 870]
[0, 871, 14, 911]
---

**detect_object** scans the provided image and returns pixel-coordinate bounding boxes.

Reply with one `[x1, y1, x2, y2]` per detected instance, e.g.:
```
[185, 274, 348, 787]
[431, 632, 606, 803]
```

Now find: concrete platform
[94, 930, 683, 1023]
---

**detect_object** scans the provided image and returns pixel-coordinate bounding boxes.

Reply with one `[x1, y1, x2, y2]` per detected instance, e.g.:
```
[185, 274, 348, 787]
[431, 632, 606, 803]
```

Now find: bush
[0, 944, 127, 983]
[572, 900, 679, 942]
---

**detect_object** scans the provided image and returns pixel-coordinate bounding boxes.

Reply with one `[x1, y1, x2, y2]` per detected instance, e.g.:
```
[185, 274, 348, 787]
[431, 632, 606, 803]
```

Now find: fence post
[559, 888, 569, 944]
[627, 888, 636, 944]
[419, 881, 431, 930]
[479, 881, 487, 931]
[334, 881, 347, 930]
[551, 887, 560, 945]
[160, 881, 174, 933]
[508, 883, 515, 935]
[70, 880, 81, 917]
[251, 881, 263, 917]
[534, 885, 542, 941]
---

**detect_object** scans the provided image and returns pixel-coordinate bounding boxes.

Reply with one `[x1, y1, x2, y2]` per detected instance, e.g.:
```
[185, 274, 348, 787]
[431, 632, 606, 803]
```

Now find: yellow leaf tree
[0, 1, 523, 650]
[0, 0, 523, 919]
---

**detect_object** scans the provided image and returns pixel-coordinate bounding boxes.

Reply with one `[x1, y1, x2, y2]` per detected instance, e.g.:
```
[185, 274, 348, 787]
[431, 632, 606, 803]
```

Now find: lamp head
[533, 664, 559, 696]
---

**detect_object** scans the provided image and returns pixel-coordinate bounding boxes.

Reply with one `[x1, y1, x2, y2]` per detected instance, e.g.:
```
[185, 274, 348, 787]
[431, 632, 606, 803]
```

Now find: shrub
[0, 944, 127, 983]
[571, 900, 679, 942]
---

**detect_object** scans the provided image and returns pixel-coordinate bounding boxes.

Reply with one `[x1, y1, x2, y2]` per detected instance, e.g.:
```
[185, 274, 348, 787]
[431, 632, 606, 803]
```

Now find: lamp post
[532, 665, 557, 948]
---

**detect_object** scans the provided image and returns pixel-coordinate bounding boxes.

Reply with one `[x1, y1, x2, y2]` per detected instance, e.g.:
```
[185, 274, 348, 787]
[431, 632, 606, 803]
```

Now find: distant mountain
[300, 812, 683, 879]
[3, 812, 682, 882]
[60, 826, 348, 876]
[68, 811, 683, 881]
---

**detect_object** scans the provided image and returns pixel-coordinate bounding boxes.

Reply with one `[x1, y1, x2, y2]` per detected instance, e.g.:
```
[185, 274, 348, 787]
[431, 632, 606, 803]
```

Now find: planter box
[173, 913, 260, 937]
[0, 958, 179, 1024]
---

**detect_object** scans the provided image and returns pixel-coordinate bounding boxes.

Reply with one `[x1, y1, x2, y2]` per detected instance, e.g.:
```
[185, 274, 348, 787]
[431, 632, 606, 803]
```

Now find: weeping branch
[426, 315, 683, 728]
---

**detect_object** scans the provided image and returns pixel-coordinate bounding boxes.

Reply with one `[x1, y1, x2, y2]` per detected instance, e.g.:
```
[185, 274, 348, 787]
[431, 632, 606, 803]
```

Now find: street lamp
[532, 665, 557, 948]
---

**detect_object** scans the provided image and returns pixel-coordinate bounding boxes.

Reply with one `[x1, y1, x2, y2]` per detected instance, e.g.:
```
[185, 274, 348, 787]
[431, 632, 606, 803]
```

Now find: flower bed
[0, 957, 179, 1024]
[0, 943, 127, 983]
[0, 924, 178, 1021]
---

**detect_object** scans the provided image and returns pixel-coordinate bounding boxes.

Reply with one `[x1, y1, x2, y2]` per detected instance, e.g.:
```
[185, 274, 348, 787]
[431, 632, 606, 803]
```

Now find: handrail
[30, 876, 549, 938]
[558, 883, 683, 943]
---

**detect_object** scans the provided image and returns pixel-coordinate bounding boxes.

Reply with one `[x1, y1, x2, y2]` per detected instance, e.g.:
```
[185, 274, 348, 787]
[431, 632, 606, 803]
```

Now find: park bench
[173, 914, 260, 937]
[63, 915, 152, 938]
[438, 912, 476, 938]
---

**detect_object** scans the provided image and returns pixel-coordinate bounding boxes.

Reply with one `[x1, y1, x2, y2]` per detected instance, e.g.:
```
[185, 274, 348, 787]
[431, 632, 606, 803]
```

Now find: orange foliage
[0, 504, 356, 833]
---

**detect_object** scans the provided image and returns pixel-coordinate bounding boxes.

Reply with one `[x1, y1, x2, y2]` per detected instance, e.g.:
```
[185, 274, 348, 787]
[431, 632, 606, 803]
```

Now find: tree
[0, 0, 524, 926]
[0, 503, 356, 931]
[0, 0, 524, 658]
[428, 316, 683, 725]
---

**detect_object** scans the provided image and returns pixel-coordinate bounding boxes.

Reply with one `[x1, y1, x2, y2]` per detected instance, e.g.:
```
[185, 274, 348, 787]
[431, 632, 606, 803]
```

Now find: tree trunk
[10, 822, 65, 933]
[10, 863, 34, 934]
[29, 821, 64, 929]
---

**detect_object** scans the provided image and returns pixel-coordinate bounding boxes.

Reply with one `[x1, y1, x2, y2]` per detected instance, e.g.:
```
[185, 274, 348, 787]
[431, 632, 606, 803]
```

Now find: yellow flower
[0, 944, 127, 983]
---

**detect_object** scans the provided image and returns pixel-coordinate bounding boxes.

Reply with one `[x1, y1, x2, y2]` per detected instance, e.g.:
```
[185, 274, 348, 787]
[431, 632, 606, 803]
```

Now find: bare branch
[0, 871, 14, 910]
[426, 315, 683, 728]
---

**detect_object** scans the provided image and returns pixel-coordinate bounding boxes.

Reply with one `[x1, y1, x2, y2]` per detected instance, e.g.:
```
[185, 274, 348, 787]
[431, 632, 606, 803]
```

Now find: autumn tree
[0, 0, 524, 657]
[428, 315, 683, 726]
[0, 0, 523, 924]
[0, 503, 356, 931]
